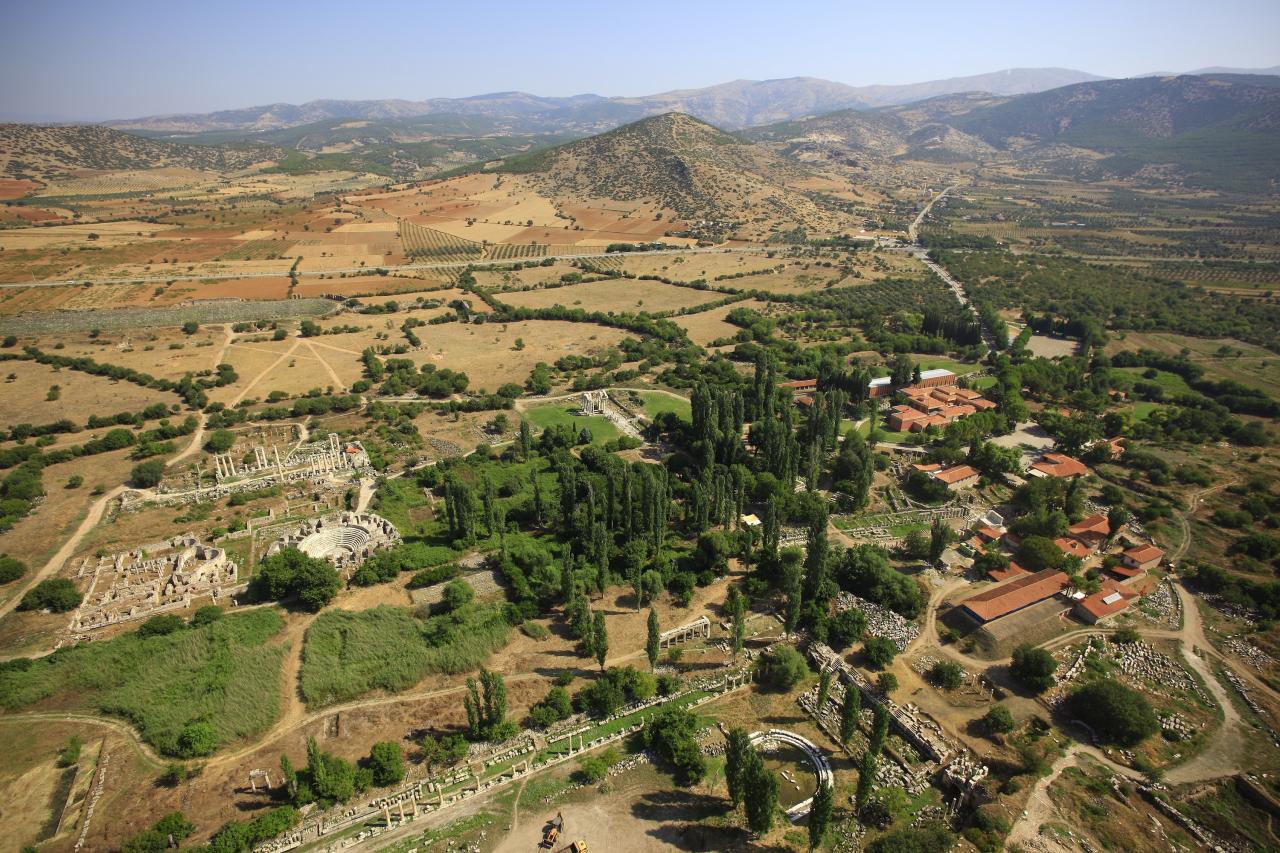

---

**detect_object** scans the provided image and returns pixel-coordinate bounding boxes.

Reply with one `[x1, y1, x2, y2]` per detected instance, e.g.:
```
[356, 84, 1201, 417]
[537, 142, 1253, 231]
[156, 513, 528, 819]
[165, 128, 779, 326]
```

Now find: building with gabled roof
[1073, 580, 1139, 624]
[1068, 513, 1111, 546]
[958, 569, 1070, 623]
[1028, 453, 1088, 479]
[1121, 544, 1165, 572]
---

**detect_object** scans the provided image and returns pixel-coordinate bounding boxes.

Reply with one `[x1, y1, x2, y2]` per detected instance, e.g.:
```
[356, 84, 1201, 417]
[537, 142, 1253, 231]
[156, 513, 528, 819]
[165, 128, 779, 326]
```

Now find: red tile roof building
[1073, 580, 1139, 624]
[1121, 544, 1165, 572]
[1055, 537, 1093, 561]
[959, 569, 1070, 623]
[1028, 453, 1089, 479]
[1068, 513, 1111, 546]
[886, 382, 996, 433]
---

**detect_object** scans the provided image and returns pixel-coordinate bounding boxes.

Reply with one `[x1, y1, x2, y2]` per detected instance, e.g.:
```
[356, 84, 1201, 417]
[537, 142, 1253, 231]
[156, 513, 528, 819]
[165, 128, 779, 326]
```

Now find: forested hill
[0, 124, 281, 182]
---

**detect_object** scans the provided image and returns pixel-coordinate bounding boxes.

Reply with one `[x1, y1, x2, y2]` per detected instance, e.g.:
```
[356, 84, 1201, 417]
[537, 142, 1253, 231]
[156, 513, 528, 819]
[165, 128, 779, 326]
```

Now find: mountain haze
[105, 68, 1105, 135]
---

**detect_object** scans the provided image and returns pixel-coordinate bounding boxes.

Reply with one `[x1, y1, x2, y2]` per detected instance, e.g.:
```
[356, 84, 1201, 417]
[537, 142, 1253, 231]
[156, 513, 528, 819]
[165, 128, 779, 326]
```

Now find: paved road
[905, 184, 999, 351]
[0, 246, 775, 289]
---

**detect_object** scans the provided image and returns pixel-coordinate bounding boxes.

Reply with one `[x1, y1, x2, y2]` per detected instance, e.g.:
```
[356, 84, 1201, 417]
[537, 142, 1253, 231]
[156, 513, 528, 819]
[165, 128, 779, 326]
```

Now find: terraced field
[399, 220, 483, 263]
[485, 243, 548, 261]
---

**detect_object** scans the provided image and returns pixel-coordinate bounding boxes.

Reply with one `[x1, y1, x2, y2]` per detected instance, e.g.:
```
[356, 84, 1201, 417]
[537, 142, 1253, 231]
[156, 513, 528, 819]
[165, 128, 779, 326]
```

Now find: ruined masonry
[70, 535, 239, 634]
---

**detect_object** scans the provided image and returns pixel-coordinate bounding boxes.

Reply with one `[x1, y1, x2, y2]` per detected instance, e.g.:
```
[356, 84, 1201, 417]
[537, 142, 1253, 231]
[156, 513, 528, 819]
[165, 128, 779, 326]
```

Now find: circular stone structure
[267, 512, 400, 575]
[748, 729, 833, 820]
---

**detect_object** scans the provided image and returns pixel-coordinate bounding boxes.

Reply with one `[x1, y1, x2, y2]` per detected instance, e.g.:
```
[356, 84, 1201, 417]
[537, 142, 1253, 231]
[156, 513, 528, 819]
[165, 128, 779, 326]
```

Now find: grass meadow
[0, 609, 285, 756]
[300, 604, 510, 708]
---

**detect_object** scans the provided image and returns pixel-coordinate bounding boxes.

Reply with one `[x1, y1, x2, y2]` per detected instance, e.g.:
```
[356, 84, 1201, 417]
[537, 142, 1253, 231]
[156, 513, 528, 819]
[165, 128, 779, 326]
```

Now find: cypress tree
[816, 669, 831, 712]
[855, 750, 876, 810]
[870, 704, 890, 756]
[724, 727, 752, 809]
[742, 748, 778, 834]
[840, 687, 860, 744]
[646, 608, 660, 670]
[809, 779, 833, 851]
[592, 610, 608, 670]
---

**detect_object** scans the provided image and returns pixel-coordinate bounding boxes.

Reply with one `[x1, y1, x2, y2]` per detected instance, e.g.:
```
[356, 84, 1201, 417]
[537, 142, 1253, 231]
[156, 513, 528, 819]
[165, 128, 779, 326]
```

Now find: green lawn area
[869, 358, 983, 378]
[841, 418, 870, 438]
[871, 425, 916, 444]
[1116, 367, 1192, 395]
[973, 376, 998, 391]
[637, 391, 691, 422]
[1128, 401, 1165, 421]
[524, 403, 621, 444]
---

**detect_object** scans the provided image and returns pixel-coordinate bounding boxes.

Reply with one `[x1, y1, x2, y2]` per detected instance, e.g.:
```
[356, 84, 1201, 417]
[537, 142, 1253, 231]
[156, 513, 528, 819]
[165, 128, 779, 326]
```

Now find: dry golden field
[498, 277, 717, 314]
[673, 298, 771, 345]
[0, 361, 175, 430]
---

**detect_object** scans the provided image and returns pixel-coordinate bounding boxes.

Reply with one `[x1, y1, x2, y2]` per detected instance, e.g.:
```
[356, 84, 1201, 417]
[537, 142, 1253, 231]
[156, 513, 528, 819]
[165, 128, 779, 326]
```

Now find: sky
[2, 0, 1278, 121]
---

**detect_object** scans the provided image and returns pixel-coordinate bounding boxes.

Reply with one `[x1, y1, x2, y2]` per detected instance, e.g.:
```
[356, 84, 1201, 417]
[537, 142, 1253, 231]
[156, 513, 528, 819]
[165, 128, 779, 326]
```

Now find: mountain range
[106, 68, 1110, 135]
[743, 74, 1280, 190]
[4, 72, 1278, 195]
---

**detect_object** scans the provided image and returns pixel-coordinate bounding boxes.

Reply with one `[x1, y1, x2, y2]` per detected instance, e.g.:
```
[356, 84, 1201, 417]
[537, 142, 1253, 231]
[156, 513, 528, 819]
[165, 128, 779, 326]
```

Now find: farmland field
[0, 361, 175, 430]
[402, 319, 635, 390]
[498, 277, 717, 314]
[673, 298, 771, 345]
[0, 297, 333, 334]
[399, 220, 483, 262]
[1106, 331, 1280, 396]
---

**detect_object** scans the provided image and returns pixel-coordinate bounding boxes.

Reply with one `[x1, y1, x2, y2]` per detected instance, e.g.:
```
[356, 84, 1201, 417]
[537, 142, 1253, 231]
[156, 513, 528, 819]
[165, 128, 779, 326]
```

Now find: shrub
[862, 636, 897, 670]
[18, 578, 82, 612]
[756, 645, 808, 692]
[929, 660, 964, 690]
[406, 562, 459, 589]
[980, 704, 1015, 735]
[177, 720, 219, 757]
[250, 548, 340, 612]
[574, 666, 655, 718]
[366, 741, 405, 787]
[527, 685, 573, 727]
[205, 429, 236, 453]
[56, 735, 82, 767]
[441, 578, 475, 612]
[137, 615, 185, 638]
[130, 459, 166, 488]
[827, 607, 867, 650]
[1066, 680, 1158, 746]
[1010, 644, 1057, 693]
[643, 706, 706, 786]
[191, 605, 224, 626]
[0, 555, 27, 584]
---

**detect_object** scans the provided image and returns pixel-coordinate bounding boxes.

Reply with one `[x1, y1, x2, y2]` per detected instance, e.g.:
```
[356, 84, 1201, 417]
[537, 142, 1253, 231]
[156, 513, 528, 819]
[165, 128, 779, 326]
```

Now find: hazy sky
[2, 0, 1277, 120]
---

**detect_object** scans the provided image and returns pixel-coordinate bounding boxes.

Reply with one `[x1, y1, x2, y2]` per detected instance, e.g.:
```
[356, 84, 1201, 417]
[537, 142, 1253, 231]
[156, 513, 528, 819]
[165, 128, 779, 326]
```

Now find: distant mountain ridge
[105, 68, 1106, 135]
[745, 74, 1280, 190]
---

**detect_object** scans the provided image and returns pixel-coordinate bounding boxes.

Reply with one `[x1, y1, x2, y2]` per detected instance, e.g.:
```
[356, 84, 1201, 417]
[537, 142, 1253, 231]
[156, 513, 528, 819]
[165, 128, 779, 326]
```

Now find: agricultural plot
[0, 361, 175, 430]
[399, 220, 483, 263]
[0, 221, 182, 252]
[484, 243, 548, 261]
[620, 251, 781, 280]
[36, 168, 212, 197]
[0, 298, 332, 335]
[574, 255, 625, 274]
[1106, 331, 1280, 396]
[499, 277, 714, 314]
[673, 298, 771, 346]
[216, 238, 296, 261]
[404, 319, 634, 390]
